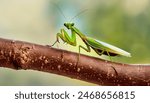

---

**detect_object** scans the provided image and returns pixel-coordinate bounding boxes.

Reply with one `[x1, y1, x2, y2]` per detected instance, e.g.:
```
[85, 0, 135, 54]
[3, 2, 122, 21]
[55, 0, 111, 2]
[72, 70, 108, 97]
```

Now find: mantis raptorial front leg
[52, 29, 66, 46]
[51, 33, 63, 47]
[52, 29, 77, 47]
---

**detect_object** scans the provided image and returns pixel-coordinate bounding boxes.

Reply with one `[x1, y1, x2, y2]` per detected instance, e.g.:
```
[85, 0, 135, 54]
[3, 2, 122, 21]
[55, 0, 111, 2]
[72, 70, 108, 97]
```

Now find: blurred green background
[0, 0, 150, 85]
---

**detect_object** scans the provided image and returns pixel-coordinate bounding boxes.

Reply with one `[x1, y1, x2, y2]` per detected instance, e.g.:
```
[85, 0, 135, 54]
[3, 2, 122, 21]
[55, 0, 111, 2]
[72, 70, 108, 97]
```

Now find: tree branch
[0, 38, 150, 85]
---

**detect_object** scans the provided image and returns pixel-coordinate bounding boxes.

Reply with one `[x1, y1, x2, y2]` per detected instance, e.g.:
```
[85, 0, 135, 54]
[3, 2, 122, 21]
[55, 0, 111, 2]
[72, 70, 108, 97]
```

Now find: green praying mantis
[51, 7, 131, 61]
[52, 22, 131, 59]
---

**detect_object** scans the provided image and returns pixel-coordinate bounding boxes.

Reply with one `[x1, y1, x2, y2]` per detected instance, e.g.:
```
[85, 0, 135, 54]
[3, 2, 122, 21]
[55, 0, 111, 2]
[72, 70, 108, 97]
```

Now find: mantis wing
[85, 37, 131, 57]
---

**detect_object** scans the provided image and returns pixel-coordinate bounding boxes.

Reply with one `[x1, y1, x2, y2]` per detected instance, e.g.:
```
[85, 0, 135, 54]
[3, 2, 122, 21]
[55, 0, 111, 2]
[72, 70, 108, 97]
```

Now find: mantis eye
[71, 23, 74, 26]
[64, 23, 66, 26]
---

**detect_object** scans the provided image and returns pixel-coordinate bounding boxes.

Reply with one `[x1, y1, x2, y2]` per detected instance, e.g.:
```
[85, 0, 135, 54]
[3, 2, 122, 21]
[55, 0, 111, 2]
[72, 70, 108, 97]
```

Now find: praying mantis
[51, 22, 131, 60]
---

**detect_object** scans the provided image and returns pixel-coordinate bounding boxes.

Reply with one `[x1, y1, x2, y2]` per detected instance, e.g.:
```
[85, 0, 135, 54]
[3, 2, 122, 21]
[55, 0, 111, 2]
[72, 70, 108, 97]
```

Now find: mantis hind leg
[106, 51, 112, 61]
[106, 51, 118, 76]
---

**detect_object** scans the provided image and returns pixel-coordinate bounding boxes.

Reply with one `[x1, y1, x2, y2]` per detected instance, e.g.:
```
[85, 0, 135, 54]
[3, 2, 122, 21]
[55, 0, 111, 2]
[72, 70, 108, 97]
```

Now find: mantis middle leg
[77, 44, 91, 63]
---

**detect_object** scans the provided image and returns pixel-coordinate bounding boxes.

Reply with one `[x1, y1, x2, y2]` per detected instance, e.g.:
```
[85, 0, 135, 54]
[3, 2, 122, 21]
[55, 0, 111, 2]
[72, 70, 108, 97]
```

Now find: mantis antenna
[52, 2, 68, 20]
[69, 9, 88, 22]
[52, 2, 87, 22]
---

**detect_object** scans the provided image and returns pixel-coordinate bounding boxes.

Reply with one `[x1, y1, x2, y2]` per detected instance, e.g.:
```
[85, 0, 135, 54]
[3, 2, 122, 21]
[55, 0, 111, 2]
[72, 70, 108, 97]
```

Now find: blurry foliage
[0, 0, 150, 85]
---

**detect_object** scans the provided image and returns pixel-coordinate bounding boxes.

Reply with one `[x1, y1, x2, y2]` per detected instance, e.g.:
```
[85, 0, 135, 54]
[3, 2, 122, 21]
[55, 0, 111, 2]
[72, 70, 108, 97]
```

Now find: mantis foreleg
[51, 32, 64, 46]
[52, 29, 77, 46]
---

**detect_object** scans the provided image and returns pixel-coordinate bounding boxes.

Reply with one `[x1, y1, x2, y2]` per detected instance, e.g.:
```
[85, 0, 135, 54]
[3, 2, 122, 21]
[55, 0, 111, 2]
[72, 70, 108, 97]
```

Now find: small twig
[0, 38, 150, 85]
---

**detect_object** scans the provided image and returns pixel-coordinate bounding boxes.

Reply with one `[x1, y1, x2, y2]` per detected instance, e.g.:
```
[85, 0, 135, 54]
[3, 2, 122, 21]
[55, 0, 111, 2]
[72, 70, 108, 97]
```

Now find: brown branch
[0, 37, 150, 86]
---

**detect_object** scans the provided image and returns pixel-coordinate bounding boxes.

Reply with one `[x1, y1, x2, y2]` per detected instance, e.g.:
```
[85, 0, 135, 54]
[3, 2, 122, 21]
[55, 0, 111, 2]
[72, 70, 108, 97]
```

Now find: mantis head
[64, 23, 74, 29]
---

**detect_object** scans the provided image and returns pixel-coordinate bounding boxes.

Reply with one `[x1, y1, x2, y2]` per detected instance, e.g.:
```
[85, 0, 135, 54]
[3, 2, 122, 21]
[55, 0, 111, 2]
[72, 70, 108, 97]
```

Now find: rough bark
[0, 38, 150, 86]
